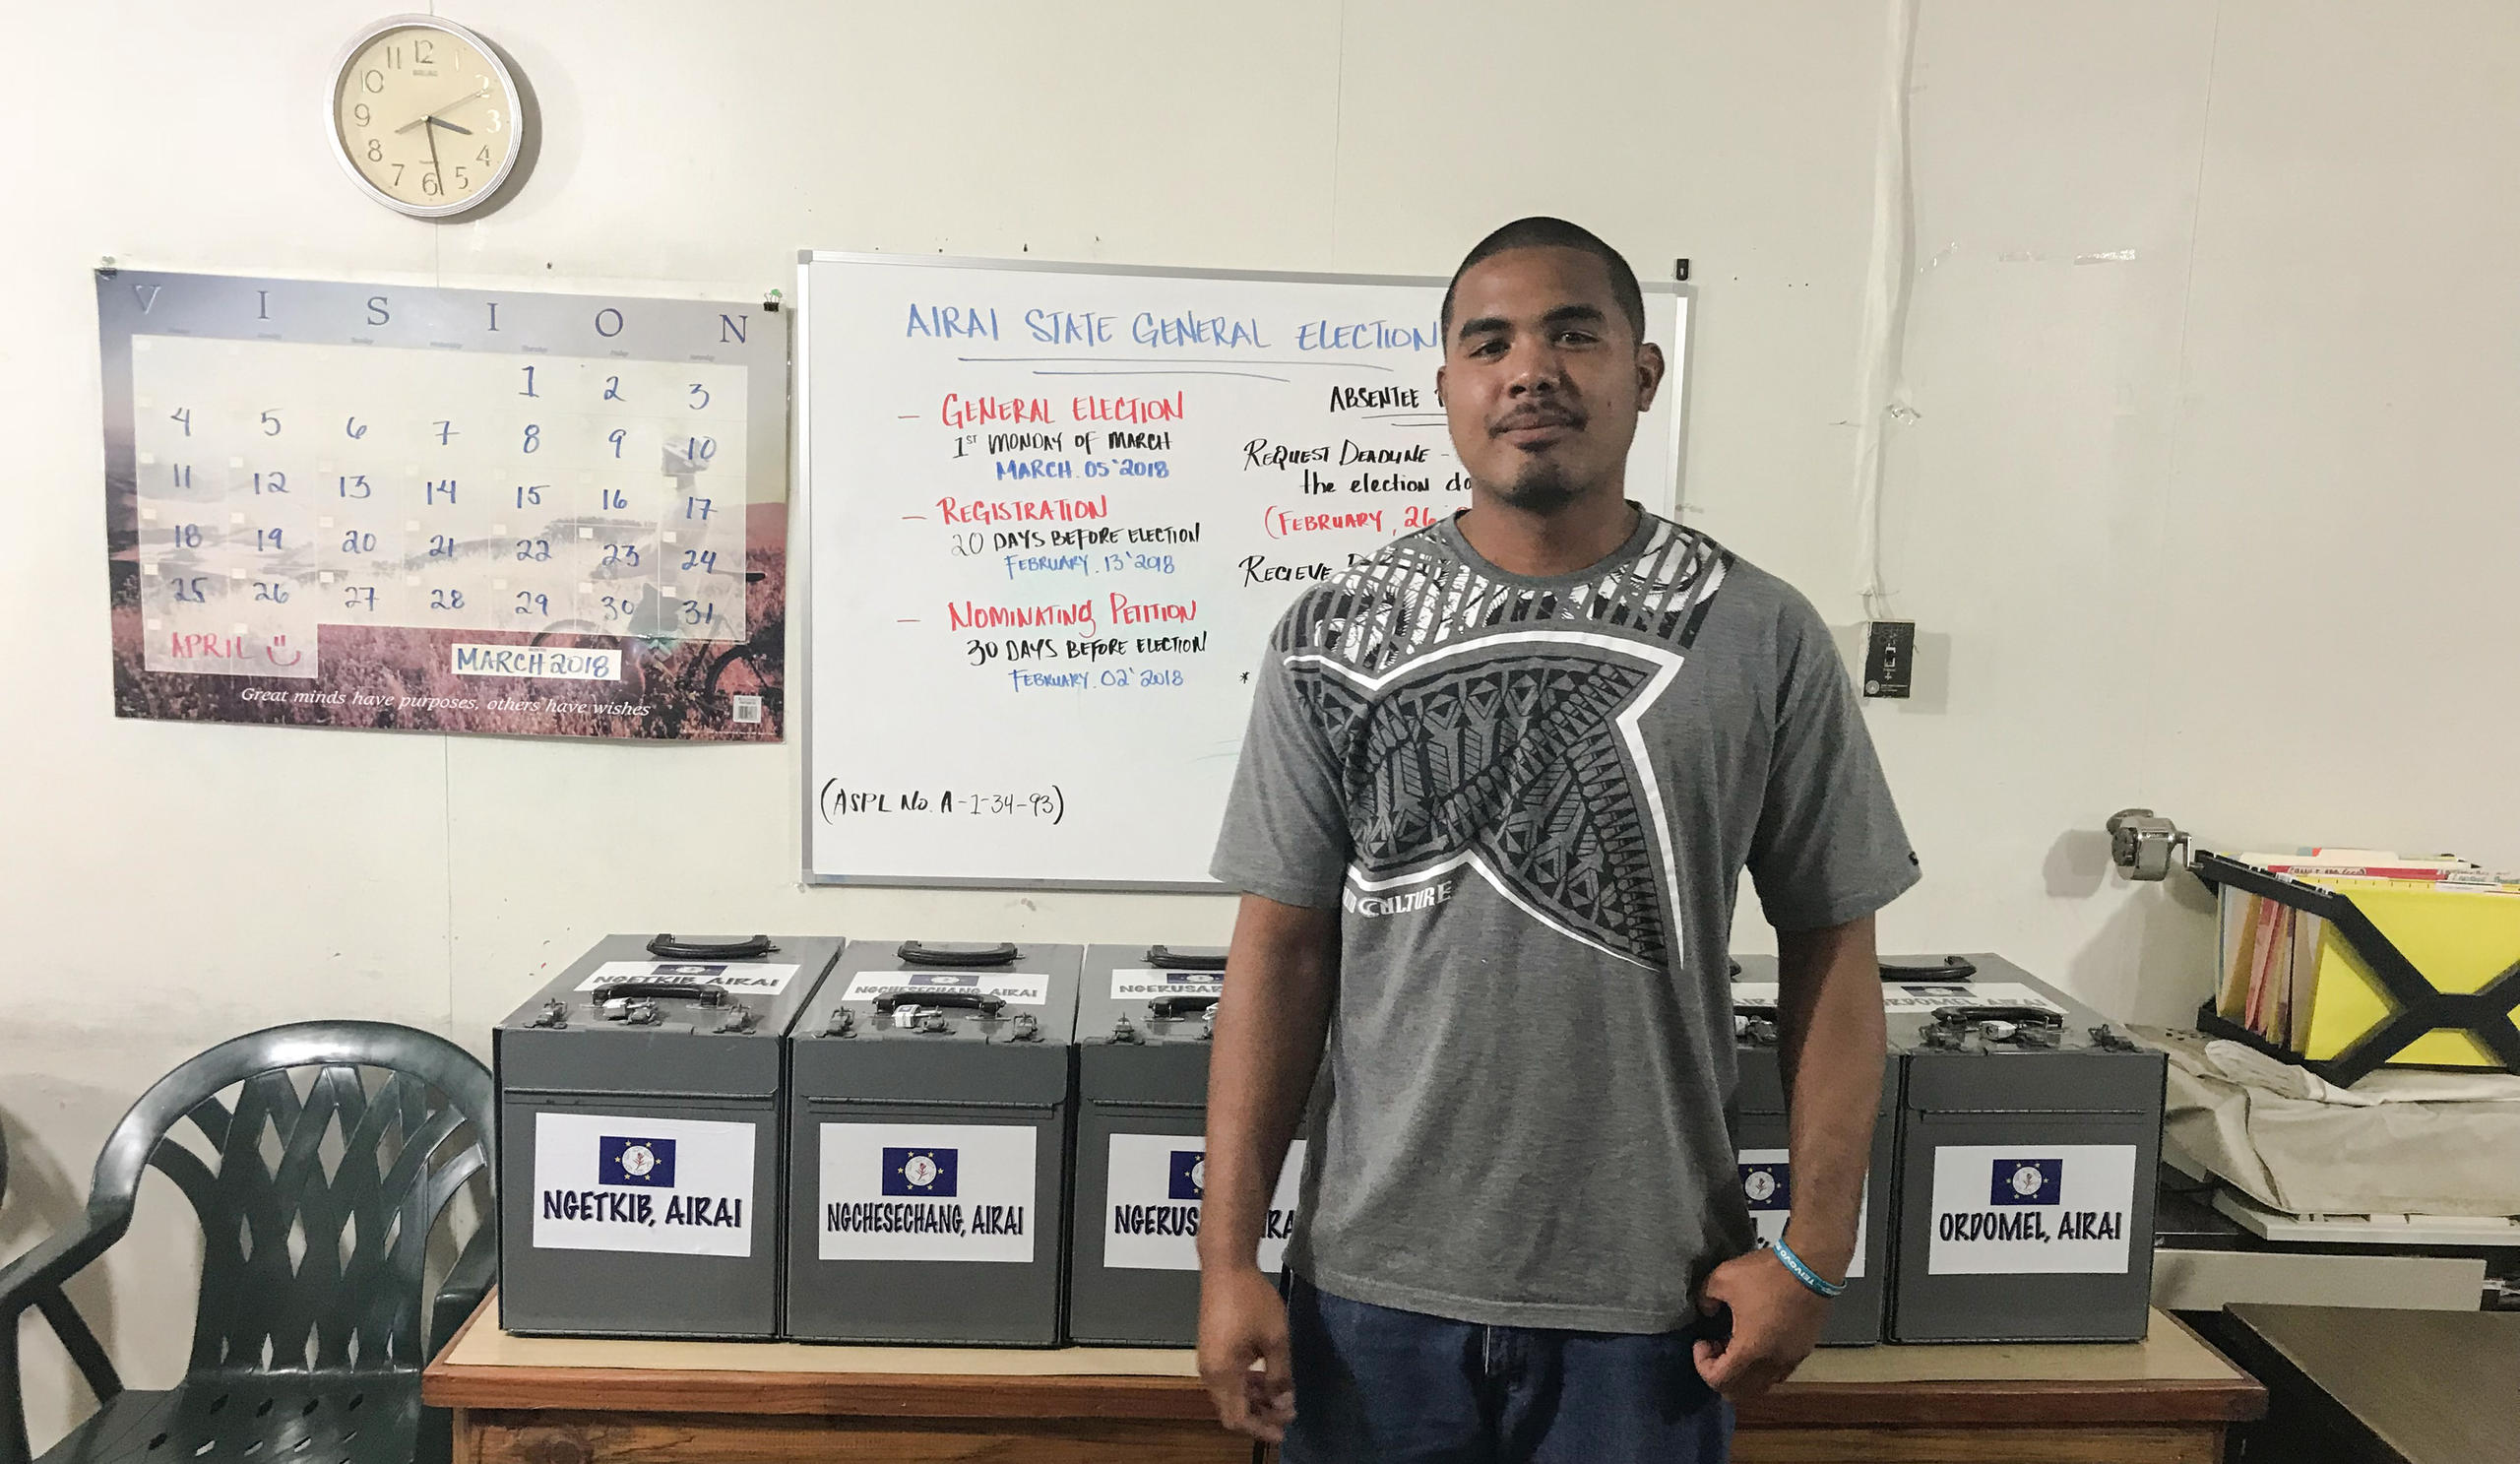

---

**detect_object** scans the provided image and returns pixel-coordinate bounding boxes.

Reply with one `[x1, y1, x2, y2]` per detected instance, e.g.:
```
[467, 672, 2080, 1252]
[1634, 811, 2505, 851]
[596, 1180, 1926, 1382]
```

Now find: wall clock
[328, 15, 529, 218]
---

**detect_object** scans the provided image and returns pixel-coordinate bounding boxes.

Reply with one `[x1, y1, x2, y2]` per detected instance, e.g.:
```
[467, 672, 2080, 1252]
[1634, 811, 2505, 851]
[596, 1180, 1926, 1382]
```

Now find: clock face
[330, 17, 523, 217]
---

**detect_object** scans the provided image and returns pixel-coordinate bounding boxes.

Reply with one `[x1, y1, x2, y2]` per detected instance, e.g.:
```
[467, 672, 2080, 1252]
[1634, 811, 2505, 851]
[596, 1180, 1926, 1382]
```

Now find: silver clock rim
[326, 13, 524, 221]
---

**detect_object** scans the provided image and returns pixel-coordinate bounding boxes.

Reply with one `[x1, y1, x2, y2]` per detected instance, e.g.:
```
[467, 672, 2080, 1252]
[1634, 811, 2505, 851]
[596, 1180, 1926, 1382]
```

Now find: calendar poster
[98, 271, 788, 740]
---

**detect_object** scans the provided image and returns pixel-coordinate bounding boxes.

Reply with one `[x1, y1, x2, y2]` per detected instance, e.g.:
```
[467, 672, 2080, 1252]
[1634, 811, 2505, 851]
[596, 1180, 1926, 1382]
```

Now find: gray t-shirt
[1211, 507, 1919, 1332]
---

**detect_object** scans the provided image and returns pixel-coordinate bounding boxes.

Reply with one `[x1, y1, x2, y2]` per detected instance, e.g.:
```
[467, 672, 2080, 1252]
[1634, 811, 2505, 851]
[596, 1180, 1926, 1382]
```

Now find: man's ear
[1633, 342, 1667, 413]
[1435, 362, 1447, 409]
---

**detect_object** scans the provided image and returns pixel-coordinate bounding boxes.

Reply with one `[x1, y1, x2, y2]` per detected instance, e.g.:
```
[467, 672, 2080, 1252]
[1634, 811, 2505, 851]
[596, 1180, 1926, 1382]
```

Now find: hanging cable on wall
[1853, 0, 1923, 623]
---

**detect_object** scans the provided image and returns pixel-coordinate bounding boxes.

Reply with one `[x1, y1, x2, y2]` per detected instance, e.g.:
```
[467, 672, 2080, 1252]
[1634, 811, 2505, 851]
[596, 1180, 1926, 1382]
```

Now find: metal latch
[2107, 808, 2188, 881]
[2089, 1025, 2141, 1052]
[528, 999, 568, 1030]
[716, 1006, 758, 1035]
[1111, 1014, 1141, 1045]
[1005, 1013, 1040, 1043]
[603, 996, 662, 1026]
[914, 1009, 952, 1035]
[822, 1008, 856, 1039]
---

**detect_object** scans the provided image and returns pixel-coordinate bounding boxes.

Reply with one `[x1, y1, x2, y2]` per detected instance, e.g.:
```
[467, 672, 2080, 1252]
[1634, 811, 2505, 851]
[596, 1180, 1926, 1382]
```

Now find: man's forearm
[1198, 894, 1338, 1270]
[1773, 915, 1886, 1281]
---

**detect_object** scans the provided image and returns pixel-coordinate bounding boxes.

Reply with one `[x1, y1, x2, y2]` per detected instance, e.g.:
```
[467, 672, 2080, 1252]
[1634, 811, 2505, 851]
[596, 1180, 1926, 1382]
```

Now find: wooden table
[2213, 1305, 2518, 1464]
[423, 1293, 2262, 1462]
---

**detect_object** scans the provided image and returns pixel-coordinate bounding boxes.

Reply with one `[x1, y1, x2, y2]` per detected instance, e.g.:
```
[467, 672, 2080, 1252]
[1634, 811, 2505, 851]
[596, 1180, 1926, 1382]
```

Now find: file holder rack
[2189, 850, 2520, 1087]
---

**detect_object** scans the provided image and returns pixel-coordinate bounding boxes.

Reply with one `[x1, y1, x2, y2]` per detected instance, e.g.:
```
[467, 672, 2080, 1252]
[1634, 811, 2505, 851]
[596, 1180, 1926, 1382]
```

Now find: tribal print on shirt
[1273, 518, 1732, 969]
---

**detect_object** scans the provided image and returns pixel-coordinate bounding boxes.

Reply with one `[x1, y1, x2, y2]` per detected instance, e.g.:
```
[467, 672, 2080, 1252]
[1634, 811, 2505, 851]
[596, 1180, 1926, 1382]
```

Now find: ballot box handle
[1145, 944, 1228, 972]
[1880, 956, 1976, 982]
[595, 980, 731, 1006]
[1927, 1003, 2060, 1026]
[873, 988, 1008, 1015]
[897, 940, 1021, 968]
[1149, 994, 1221, 1019]
[647, 933, 778, 960]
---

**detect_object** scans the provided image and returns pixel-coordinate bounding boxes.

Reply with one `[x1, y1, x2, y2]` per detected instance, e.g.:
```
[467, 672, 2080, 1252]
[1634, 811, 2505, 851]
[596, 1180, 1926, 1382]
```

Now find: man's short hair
[1440, 217, 1648, 343]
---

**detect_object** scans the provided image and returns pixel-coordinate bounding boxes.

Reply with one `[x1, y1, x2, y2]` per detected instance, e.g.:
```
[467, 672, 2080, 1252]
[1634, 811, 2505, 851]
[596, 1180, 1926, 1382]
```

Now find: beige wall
[5, 1, 2514, 1445]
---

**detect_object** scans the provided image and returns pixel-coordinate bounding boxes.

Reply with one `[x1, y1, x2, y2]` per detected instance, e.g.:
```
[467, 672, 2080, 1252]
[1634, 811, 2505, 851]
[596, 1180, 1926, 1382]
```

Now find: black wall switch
[1861, 620, 1915, 699]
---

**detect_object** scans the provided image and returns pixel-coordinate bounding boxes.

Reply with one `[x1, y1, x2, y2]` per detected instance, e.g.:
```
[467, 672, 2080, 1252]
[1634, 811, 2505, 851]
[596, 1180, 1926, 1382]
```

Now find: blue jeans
[1280, 1272, 1733, 1463]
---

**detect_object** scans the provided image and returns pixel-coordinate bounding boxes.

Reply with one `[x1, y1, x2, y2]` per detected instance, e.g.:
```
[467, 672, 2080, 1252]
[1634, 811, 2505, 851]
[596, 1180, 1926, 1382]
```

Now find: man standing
[1197, 218, 1919, 1462]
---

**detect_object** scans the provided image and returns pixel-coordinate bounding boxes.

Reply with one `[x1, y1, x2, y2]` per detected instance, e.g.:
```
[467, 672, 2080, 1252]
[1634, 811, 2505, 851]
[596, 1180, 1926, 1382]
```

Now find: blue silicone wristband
[1764, 1235, 1848, 1300]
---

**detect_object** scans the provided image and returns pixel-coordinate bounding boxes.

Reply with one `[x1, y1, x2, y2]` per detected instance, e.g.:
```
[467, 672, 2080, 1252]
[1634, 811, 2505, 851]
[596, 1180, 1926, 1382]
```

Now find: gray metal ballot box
[1880, 953, 2167, 1344]
[1067, 944, 1307, 1348]
[784, 939, 1082, 1346]
[1729, 955, 1898, 1347]
[493, 932, 843, 1339]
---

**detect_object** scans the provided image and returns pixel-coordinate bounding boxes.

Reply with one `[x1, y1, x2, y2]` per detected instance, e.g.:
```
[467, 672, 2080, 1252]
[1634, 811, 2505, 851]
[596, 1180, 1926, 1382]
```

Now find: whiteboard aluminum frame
[794, 249, 1694, 891]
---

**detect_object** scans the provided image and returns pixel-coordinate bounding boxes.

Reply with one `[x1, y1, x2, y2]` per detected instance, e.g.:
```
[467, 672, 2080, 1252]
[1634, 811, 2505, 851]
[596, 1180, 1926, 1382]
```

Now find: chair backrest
[89, 1022, 493, 1376]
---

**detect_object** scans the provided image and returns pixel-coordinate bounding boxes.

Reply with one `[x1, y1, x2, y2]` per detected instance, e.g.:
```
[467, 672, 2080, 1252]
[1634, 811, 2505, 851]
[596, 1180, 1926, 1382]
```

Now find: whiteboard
[799, 252, 1690, 888]
[98, 271, 788, 740]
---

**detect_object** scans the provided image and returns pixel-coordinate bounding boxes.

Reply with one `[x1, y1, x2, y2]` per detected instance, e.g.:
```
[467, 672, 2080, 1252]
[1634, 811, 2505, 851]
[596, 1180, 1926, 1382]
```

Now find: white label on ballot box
[839, 971, 1049, 1006]
[1103, 1135, 1305, 1272]
[531, 1114, 756, 1257]
[1736, 1148, 1867, 1280]
[1732, 982, 2064, 1015]
[573, 961, 803, 995]
[1926, 1143, 2138, 1275]
[818, 1122, 1038, 1263]
[1111, 967, 1224, 1000]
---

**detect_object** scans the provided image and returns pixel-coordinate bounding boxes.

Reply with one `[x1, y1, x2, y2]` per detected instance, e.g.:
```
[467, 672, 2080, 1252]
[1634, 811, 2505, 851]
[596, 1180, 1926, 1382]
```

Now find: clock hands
[389, 113, 473, 138]
[423, 108, 444, 196]
[393, 85, 488, 134]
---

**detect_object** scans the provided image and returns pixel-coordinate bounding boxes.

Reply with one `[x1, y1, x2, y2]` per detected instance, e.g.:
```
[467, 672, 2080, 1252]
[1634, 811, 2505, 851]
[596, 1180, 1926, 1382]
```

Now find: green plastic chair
[0, 1022, 494, 1464]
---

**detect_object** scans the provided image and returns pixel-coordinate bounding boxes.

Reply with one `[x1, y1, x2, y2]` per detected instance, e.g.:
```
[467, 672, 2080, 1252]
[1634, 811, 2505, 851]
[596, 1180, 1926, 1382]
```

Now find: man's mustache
[1491, 405, 1585, 435]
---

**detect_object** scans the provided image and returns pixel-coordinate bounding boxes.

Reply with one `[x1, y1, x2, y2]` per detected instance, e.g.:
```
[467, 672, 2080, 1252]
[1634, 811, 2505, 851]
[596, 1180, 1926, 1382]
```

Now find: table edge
[421, 1299, 2268, 1428]
[425, 1364, 2267, 1426]
[423, 1361, 1224, 1419]
[1738, 1375, 2268, 1427]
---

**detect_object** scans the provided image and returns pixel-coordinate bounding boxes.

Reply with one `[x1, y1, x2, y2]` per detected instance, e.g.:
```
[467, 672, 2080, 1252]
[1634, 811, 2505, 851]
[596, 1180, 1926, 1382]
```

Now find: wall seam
[442, 738, 456, 1037]
[1328, 0, 1349, 264]
[431, 0, 452, 1041]
[2138, 1, 2225, 812]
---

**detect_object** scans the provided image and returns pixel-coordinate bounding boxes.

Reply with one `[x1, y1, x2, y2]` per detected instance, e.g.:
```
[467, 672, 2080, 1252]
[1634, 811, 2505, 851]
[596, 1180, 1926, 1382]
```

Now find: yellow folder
[2296, 878, 2520, 1067]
